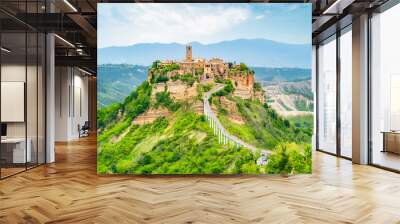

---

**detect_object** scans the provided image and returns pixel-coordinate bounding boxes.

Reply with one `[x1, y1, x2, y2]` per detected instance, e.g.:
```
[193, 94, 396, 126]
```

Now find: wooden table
[381, 131, 400, 154]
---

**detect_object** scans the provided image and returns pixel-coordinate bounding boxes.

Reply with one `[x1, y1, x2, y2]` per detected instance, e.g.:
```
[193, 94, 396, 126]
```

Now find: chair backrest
[82, 121, 90, 129]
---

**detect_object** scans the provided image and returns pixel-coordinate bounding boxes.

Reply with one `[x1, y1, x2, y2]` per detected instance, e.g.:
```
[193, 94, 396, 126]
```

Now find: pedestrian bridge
[203, 84, 271, 155]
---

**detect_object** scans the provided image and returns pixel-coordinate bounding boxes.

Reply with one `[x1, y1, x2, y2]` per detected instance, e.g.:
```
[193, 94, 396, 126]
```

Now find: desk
[382, 131, 400, 154]
[1, 138, 31, 163]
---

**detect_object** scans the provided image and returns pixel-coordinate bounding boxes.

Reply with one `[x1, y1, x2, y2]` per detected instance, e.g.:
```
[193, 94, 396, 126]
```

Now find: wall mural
[97, 3, 313, 174]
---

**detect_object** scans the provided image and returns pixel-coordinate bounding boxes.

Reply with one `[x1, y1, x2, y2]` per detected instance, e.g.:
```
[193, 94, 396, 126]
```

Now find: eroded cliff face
[231, 74, 253, 100]
[192, 100, 204, 115]
[151, 80, 198, 101]
[211, 96, 245, 125]
[137, 79, 264, 126]
[133, 80, 203, 125]
[166, 80, 198, 101]
[151, 83, 167, 100]
[133, 107, 171, 125]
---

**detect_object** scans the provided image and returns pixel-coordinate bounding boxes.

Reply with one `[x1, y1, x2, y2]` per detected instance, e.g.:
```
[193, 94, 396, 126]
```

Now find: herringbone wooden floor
[1, 136, 400, 224]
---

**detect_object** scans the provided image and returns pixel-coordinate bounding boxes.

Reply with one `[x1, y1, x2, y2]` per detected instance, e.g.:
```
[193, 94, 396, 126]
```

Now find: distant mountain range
[252, 67, 311, 82]
[98, 64, 148, 108]
[98, 39, 311, 68]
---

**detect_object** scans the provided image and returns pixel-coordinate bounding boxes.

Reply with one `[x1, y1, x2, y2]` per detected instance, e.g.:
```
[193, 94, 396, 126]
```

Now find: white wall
[55, 67, 69, 141]
[72, 73, 89, 138]
[55, 67, 89, 141]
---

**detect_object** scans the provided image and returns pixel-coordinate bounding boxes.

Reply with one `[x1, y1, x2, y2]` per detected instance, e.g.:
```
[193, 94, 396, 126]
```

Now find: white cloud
[98, 4, 251, 48]
[254, 15, 265, 20]
[287, 4, 300, 12]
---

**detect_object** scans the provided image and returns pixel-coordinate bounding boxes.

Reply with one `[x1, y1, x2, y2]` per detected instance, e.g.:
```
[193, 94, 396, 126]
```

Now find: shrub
[97, 103, 121, 131]
[155, 75, 169, 83]
[254, 82, 262, 92]
[155, 91, 180, 111]
[213, 80, 235, 97]
[152, 60, 161, 69]
[265, 143, 311, 174]
[180, 73, 195, 86]
[239, 63, 248, 71]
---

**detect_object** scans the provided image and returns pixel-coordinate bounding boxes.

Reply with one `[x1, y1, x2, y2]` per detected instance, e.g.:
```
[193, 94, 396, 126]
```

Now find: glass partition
[371, 4, 400, 171]
[1, 31, 28, 177]
[317, 35, 337, 154]
[0, 2, 46, 179]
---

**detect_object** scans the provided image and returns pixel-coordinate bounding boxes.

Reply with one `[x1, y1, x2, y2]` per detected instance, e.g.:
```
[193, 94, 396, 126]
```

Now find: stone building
[186, 45, 192, 61]
[150, 44, 264, 102]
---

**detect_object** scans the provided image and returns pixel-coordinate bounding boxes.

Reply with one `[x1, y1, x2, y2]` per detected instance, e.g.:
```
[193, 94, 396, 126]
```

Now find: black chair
[79, 121, 90, 138]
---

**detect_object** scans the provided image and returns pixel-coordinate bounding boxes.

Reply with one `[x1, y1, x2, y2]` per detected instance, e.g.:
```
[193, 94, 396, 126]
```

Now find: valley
[263, 79, 313, 117]
[98, 64, 148, 108]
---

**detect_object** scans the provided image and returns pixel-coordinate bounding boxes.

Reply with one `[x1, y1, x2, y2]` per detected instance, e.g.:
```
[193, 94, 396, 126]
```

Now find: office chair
[79, 121, 90, 138]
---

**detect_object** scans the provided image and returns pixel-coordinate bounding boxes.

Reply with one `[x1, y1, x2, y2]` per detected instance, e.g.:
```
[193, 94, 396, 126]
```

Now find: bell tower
[186, 44, 192, 61]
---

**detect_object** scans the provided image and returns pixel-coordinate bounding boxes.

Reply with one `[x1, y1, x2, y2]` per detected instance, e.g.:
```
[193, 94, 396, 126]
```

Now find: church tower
[186, 44, 192, 61]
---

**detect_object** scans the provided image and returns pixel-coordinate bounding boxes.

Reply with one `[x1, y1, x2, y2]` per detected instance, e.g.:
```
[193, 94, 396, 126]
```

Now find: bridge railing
[203, 85, 258, 153]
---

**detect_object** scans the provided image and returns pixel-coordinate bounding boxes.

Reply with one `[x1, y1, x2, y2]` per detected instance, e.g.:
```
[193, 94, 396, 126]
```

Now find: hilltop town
[131, 45, 265, 125]
[148, 45, 265, 102]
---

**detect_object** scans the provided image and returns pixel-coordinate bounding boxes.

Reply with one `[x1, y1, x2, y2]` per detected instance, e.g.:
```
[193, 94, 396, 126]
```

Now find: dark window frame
[315, 22, 353, 161]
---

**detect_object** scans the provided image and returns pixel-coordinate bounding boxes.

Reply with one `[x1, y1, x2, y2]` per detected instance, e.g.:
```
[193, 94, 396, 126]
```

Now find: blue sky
[98, 3, 311, 48]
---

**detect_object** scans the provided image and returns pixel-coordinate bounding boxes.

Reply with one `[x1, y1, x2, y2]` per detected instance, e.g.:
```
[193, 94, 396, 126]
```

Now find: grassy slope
[97, 79, 261, 174]
[213, 97, 312, 174]
[97, 110, 260, 174]
[213, 96, 312, 150]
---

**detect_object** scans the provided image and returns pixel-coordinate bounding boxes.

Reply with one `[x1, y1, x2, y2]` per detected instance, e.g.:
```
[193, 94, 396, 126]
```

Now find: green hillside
[212, 96, 312, 150]
[98, 71, 312, 174]
[97, 83, 261, 174]
[98, 111, 261, 174]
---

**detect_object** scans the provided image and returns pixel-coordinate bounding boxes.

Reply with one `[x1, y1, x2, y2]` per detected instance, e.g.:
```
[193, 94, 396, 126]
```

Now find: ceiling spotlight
[1, 47, 11, 53]
[78, 67, 93, 76]
[54, 34, 75, 48]
[63, 0, 78, 12]
[76, 48, 84, 55]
